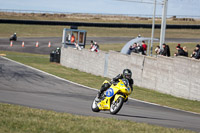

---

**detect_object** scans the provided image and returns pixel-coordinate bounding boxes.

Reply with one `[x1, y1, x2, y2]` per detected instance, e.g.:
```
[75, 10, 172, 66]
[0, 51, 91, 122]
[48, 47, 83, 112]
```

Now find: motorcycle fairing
[106, 88, 114, 97]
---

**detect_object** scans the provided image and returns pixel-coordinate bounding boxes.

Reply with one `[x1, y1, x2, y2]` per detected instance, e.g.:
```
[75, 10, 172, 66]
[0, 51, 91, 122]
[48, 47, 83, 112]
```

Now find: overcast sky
[0, 0, 199, 18]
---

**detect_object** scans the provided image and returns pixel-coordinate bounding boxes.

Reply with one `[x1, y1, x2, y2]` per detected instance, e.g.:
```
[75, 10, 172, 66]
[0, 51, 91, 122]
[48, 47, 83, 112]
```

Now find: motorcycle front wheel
[110, 97, 124, 114]
[91, 98, 100, 112]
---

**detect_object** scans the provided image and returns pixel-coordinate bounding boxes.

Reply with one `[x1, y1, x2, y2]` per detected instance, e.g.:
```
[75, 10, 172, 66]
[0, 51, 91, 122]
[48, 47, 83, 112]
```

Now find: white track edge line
[2, 56, 200, 115]
[2, 56, 97, 92]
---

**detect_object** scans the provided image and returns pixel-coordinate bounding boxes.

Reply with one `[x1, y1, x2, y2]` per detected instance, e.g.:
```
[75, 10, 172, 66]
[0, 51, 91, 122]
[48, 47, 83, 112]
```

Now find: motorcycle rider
[10, 33, 17, 41]
[97, 69, 134, 99]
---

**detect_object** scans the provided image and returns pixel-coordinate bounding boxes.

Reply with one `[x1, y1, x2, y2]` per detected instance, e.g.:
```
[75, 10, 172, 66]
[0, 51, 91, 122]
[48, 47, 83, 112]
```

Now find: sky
[0, 0, 200, 18]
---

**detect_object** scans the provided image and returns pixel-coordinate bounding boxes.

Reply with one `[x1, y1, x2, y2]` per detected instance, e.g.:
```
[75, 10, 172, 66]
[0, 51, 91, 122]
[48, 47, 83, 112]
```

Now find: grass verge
[1, 24, 200, 39]
[0, 103, 195, 133]
[1, 51, 200, 114]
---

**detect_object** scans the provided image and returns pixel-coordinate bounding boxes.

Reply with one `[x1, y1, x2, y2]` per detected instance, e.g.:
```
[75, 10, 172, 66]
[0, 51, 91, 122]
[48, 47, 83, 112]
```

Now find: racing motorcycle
[91, 79, 132, 114]
[10, 34, 17, 41]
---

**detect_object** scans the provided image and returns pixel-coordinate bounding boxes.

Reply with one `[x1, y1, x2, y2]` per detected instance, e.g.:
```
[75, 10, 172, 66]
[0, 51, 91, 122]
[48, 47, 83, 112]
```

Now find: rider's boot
[95, 91, 102, 102]
[97, 82, 111, 99]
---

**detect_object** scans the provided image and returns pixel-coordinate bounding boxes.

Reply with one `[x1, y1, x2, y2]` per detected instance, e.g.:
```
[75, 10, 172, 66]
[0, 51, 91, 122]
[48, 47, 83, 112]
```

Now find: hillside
[0, 12, 200, 25]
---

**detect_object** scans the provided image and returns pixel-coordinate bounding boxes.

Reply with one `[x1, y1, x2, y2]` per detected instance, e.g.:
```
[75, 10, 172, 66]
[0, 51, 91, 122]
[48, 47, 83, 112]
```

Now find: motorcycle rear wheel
[91, 98, 100, 112]
[110, 97, 124, 114]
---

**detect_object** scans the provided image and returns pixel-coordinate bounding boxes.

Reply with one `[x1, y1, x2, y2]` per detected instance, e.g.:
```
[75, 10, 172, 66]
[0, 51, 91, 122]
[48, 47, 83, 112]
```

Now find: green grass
[0, 103, 195, 133]
[1, 12, 200, 39]
[1, 51, 200, 114]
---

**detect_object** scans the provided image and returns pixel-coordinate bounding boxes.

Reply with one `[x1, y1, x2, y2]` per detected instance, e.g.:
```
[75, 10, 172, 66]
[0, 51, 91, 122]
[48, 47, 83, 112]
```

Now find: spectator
[161, 43, 170, 57]
[71, 34, 75, 43]
[67, 33, 71, 42]
[177, 44, 183, 49]
[174, 45, 187, 57]
[155, 45, 161, 56]
[142, 41, 147, 55]
[137, 43, 145, 55]
[90, 41, 99, 52]
[192, 44, 200, 59]
[183, 46, 188, 57]
[94, 42, 100, 52]
[74, 42, 81, 50]
[128, 43, 138, 54]
[89, 40, 95, 50]
[166, 45, 171, 57]
[128, 44, 133, 55]
[191, 49, 198, 58]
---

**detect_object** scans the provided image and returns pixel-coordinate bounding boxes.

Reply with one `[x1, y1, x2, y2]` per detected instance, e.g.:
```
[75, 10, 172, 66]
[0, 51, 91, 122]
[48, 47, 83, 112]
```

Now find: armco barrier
[61, 47, 200, 101]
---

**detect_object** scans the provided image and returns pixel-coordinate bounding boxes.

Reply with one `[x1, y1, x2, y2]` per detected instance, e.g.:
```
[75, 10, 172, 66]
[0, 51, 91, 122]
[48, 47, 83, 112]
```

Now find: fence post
[104, 53, 109, 77]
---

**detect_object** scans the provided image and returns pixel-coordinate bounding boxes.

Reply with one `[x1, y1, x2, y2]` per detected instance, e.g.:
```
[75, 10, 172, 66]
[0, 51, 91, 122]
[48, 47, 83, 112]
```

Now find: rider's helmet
[123, 69, 132, 80]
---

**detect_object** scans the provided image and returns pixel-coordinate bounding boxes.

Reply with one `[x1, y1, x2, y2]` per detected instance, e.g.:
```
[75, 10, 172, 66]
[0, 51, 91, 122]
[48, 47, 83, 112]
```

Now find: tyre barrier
[1, 19, 200, 29]
[50, 53, 60, 63]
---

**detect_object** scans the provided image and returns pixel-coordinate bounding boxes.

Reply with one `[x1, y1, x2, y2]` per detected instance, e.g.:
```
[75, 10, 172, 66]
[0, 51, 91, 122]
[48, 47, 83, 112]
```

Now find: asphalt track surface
[0, 57, 200, 132]
[0, 37, 200, 55]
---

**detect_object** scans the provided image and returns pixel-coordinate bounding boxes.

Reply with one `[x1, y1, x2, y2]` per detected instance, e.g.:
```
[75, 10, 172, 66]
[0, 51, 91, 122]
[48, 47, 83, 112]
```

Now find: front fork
[114, 94, 126, 102]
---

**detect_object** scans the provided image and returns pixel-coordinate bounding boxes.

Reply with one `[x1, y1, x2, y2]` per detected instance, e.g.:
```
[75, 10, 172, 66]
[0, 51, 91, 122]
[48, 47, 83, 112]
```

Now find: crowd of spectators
[172, 43, 200, 59]
[128, 41, 200, 60]
[74, 37, 199, 60]
[73, 40, 100, 52]
[128, 41, 147, 55]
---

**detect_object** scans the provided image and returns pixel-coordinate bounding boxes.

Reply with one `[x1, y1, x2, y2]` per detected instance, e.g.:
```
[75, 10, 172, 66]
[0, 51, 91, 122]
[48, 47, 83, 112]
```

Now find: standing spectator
[183, 46, 188, 57]
[71, 34, 75, 43]
[90, 41, 99, 52]
[137, 43, 145, 55]
[142, 41, 147, 55]
[193, 44, 200, 59]
[155, 45, 161, 56]
[161, 43, 170, 57]
[94, 42, 99, 52]
[67, 33, 71, 42]
[89, 40, 95, 50]
[174, 45, 187, 57]
[166, 45, 171, 57]
[128, 43, 138, 54]
[128, 44, 133, 55]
